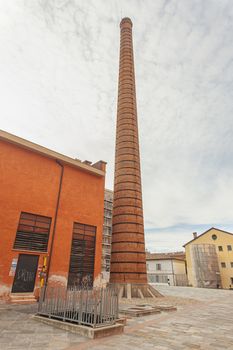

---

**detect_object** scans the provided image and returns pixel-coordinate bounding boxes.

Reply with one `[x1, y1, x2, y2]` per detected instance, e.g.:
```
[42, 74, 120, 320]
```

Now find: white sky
[1, 0, 233, 252]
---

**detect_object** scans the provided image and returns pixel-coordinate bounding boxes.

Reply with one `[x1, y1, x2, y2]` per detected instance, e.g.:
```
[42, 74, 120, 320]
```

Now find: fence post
[99, 287, 103, 324]
[115, 286, 119, 319]
[78, 288, 83, 324]
[38, 286, 45, 313]
[49, 287, 53, 318]
[93, 289, 97, 328]
[63, 287, 67, 321]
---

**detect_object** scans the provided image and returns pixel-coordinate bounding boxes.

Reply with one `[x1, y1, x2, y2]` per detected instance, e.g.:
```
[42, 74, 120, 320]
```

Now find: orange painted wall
[0, 139, 105, 298]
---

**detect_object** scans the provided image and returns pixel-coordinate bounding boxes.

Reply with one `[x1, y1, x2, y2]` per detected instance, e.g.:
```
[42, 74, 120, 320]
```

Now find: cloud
[145, 222, 233, 252]
[1, 0, 233, 251]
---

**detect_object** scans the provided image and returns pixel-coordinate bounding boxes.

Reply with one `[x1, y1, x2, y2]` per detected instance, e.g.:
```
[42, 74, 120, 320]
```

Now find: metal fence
[38, 285, 118, 328]
[148, 273, 188, 286]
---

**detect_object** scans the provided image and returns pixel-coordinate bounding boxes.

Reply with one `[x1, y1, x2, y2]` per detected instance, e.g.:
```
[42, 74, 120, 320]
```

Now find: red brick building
[0, 130, 106, 300]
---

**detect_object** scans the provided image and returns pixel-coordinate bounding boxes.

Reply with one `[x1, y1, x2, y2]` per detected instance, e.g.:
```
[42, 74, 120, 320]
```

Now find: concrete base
[120, 305, 161, 317]
[116, 317, 127, 325]
[119, 304, 177, 317]
[157, 305, 177, 312]
[110, 283, 163, 299]
[33, 315, 124, 339]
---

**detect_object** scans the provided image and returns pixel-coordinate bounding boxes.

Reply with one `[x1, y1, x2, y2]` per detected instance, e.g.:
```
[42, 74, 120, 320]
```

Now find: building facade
[184, 228, 233, 289]
[146, 252, 187, 286]
[0, 130, 106, 300]
[101, 189, 113, 283]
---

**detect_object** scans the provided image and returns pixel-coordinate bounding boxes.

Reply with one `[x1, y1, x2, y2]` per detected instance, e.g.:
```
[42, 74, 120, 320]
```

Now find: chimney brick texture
[110, 18, 147, 284]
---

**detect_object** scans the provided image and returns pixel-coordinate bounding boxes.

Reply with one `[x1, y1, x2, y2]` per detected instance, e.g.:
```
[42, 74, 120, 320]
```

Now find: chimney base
[109, 283, 163, 299]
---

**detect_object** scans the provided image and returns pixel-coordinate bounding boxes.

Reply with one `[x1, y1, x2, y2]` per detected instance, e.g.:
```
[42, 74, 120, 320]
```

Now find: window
[231, 262, 233, 268]
[104, 209, 112, 219]
[212, 234, 217, 240]
[68, 222, 96, 287]
[104, 226, 112, 236]
[156, 263, 161, 271]
[227, 245, 232, 251]
[221, 262, 226, 268]
[218, 246, 223, 251]
[147, 275, 153, 283]
[103, 236, 111, 245]
[104, 217, 112, 226]
[231, 278, 233, 285]
[148, 274, 158, 283]
[105, 258, 110, 272]
[13, 212, 51, 252]
[104, 200, 113, 210]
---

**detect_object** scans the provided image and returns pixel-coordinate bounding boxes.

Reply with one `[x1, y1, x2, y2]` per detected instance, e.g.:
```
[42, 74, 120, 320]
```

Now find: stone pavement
[1, 286, 233, 349]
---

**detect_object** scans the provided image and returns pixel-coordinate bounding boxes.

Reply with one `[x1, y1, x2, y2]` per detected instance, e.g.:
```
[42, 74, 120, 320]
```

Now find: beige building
[101, 189, 113, 282]
[184, 228, 233, 289]
[146, 252, 187, 286]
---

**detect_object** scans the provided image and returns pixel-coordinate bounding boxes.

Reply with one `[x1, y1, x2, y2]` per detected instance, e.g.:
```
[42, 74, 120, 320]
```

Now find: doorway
[12, 254, 39, 293]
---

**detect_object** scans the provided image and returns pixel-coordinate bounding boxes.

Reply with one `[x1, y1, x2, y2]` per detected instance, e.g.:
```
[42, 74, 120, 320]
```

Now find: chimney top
[193, 232, 197, 239]
[120, 17, 133, 28]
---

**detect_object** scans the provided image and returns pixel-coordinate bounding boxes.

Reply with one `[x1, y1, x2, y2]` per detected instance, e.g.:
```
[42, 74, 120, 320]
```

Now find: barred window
[68, 222, 96, 287]
[13, 212, 51, 252]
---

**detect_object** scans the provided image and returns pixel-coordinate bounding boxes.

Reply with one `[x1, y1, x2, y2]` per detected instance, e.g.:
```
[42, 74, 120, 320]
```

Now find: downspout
[45, 160, 64, 287]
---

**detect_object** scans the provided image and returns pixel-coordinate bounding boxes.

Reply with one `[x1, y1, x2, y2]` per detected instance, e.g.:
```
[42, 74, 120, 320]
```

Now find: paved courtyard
[1, 285, 233, 349]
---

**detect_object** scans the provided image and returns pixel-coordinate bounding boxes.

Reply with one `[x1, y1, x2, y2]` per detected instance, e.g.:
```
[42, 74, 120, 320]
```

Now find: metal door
[12, 254, 39, 293]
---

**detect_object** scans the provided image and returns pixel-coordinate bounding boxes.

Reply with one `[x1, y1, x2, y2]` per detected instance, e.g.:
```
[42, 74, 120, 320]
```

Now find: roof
[146, 251, 185, 261]
[0, 129, 106, 177]
[183, 227, 233, 247]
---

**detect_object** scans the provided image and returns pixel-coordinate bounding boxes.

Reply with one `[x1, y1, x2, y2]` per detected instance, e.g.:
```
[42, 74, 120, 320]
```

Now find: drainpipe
[45, 160, 64, 287]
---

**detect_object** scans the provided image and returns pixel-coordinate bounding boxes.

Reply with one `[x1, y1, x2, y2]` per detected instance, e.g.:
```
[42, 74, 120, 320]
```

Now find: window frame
[13, 212, 51, 253]
[68, 221, 97, 287]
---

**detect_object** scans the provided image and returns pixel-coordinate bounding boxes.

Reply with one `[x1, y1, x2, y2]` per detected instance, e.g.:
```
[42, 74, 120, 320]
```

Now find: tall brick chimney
[110, 18, 161, 298]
